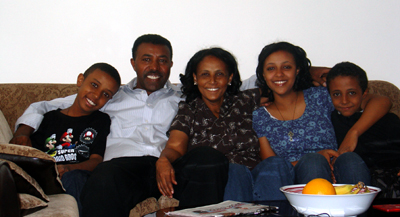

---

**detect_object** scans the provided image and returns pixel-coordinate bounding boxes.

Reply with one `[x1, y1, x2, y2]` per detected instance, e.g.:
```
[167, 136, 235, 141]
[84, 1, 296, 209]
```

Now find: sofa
[0, 83, 178, 217]
[0, 80, 399, 216]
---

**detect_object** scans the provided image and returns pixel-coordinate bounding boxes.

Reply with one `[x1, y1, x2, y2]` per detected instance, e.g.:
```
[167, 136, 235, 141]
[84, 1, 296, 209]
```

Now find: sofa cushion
[0, 159, 49, 202]
[0, 110, 12, 144]
[0, 143, 64, 195]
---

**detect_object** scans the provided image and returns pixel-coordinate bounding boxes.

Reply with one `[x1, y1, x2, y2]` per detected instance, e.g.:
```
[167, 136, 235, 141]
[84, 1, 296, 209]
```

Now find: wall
[1, 0, 400, 88]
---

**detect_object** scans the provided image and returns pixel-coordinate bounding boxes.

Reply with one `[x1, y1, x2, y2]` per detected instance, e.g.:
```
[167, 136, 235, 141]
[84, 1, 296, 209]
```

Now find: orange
[302, 178, 336, 195]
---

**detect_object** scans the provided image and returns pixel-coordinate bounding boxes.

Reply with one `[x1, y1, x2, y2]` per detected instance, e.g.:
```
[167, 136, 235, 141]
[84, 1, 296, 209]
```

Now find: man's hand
[260, 97, 271, 107]
[156, 157, 177, 198]
[9, 124, 34, 146]
[310, 66, 330, 87]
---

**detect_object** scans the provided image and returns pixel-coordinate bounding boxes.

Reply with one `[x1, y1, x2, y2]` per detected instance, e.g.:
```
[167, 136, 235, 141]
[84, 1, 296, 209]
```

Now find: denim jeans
[61, 169, 91, 215]
[224, 156, 294, 202]
[295, 152, 370, 185]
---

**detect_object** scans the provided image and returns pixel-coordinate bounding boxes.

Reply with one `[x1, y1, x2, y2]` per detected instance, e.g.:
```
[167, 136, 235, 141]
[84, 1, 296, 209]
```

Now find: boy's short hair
[83, 63, 121, 87]
[327, 61, 368, 93]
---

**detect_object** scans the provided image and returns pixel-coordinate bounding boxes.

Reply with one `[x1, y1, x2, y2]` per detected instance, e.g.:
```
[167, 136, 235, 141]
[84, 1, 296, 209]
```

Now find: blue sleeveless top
[252, 87, 337, 162]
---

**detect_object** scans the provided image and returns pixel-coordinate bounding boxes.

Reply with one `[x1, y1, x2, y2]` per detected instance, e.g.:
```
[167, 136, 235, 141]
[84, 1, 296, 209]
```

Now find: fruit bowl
[280, 184, 381, 217]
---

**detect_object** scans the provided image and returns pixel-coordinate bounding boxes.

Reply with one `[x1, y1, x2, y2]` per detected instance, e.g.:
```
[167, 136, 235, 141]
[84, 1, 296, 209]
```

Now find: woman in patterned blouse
[156, 47, 294, 203]
[252, 41, 391, 186]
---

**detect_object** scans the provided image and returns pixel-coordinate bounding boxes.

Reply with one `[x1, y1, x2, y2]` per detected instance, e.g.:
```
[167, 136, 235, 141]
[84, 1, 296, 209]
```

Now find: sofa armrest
[0, 110, 13, 144]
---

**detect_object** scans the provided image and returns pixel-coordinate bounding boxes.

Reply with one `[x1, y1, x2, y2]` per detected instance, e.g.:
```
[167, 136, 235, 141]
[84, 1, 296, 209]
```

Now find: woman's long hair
[255, 42, 312, 102]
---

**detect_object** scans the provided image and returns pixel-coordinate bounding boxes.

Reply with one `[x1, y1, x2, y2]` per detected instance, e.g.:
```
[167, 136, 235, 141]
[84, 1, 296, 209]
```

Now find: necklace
[275, 92, 298, 142]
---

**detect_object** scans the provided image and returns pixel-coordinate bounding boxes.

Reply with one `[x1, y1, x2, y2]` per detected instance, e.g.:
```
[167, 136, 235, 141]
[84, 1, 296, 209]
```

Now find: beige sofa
[0, 83, 178, 217]
[0, 81, 399, 216]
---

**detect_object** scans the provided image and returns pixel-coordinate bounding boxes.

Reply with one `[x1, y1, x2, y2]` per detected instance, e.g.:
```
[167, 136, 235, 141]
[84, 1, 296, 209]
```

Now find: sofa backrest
[0, 84, 78, 131]
[0, 80, 399, 134]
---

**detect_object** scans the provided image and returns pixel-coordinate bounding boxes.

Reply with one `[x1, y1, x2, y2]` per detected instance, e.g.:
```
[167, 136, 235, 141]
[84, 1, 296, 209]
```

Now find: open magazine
[165, 200, 278, 217]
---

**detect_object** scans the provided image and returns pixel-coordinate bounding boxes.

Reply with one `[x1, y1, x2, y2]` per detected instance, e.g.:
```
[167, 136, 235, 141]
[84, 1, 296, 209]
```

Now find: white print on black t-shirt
[45, 127, 98, 163]
[54, 149, 77, 162]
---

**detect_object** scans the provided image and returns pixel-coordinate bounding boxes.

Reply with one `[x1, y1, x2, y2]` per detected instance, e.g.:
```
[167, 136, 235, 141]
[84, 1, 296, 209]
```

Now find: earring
[228, 82, 231, 86]
[194, 81, 197, 85]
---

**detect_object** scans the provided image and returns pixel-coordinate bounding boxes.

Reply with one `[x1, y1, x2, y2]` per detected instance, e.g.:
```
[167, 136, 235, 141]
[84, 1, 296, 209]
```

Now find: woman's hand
[317, 149, 339, 168]
[156, 157, 177, 198]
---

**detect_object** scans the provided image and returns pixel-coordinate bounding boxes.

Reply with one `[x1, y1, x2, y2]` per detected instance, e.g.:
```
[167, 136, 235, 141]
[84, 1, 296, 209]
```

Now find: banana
[334, 181, 370, 195]
[334, 184, 354, 195]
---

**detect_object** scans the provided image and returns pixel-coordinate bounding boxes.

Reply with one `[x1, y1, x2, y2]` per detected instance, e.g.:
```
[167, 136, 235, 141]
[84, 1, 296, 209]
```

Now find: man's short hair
[83, 63, 121, 87]
[327, 61, 368, 93]
[131, 34, 173, 60]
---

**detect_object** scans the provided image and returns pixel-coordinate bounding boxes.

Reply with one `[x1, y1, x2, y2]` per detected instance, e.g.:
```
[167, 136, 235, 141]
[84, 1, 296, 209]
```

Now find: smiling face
[328, 75, 367, 117]
[73, 69, 119, 116]
[263, 50, 299, 97]
[130, 43, 173, 95]
[193, 55, 233, 108]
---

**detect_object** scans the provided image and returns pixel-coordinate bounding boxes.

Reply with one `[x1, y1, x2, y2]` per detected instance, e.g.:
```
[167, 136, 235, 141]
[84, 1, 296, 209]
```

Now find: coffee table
[159, 198, 400, 217]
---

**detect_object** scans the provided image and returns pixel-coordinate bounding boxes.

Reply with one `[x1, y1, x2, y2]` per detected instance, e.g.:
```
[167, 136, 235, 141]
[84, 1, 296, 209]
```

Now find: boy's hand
[57, 164, 71, 178]
[338, 130, 358, 155]
[9, 124, 34, 146]
[310, 66, 330, 87]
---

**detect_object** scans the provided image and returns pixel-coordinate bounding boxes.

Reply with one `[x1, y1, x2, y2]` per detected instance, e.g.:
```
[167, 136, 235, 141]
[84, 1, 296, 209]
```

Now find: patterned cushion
[0, 143, 64, 195]
[20, 193, 48, 215]
[0, 110, 12, 144]
[368, 80, 400, 117]
[129, 196, 179, 217]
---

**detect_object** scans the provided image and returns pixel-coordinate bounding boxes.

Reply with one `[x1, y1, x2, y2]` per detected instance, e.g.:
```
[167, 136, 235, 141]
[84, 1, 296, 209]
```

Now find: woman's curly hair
[255, 42, 313, 102]
[180, 47, 242, 103]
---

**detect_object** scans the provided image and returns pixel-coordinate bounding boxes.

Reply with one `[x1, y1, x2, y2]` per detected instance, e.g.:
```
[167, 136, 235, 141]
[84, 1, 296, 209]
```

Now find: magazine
[165, 200, 278, 217]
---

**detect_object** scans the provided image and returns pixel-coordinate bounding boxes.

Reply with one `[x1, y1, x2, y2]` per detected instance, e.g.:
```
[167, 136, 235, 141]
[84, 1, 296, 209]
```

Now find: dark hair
[131, 34, 173, 60]
[180, 47, 242, 103]
[83, 62, 121, 87]
[326, 61, 368, 93]
[255, 41, 312, 101]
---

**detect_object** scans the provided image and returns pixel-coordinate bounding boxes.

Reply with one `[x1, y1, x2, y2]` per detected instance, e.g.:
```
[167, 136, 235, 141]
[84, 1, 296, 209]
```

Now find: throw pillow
[19, 193, 48, 216]
[0, 143, 64, 194]
[0, 159, 49, 202]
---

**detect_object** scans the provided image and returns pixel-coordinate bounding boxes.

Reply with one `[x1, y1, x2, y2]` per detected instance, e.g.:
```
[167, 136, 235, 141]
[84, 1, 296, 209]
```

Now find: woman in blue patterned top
[252, 42, 391, 187]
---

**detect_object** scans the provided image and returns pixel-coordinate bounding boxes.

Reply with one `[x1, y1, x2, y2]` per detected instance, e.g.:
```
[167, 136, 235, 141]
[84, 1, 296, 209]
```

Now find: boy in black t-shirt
[30, 62, 121, 212]
[327, 61, 400, 168]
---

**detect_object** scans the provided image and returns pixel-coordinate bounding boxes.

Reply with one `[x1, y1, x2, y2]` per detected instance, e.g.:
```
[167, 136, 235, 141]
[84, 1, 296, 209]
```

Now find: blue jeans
[295, 152, 370, 185]
[61, 169, 91, 215]
[224, 156, 294, 201]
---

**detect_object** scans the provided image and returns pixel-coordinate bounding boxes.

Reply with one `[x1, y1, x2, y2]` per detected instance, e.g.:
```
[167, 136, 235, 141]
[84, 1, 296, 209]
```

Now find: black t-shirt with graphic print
[31, 109, 110, 164]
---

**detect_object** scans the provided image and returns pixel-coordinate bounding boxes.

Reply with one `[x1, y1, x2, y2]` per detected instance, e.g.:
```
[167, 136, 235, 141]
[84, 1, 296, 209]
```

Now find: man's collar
[126, 77, 180, 93]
